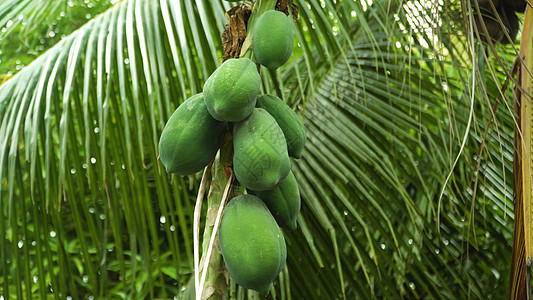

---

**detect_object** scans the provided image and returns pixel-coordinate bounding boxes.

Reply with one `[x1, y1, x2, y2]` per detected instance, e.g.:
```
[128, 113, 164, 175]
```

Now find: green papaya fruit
[158, 93, 226, 175]
[203, 58, 261, 122]
[219, 195, 287, 294]
[256, 94, 306, 158]
[233, 108, 290, 191]
[253, 10, 294, 70]
[250, 170, 300, 230]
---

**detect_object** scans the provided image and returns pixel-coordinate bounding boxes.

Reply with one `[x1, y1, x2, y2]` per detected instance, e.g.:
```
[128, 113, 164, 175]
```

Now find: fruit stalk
[240, 0, 278, 58]
[247, 0, 278, 32]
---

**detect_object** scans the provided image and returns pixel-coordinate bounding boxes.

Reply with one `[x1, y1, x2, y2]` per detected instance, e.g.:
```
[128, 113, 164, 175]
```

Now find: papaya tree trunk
[198, 141, 234, 300]
[509, 4, 533, 300]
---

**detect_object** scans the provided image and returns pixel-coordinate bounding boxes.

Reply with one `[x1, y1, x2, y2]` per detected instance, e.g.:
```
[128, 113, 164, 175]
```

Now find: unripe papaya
[158, 93, 226, 175]
[203, 58, 261, 122]
[233, 108, 290, 191]
[256, 94, 306, 158]
[253, 10, 294, 70]
[250, 170, 300, 230]
[219, 195, 287, 294]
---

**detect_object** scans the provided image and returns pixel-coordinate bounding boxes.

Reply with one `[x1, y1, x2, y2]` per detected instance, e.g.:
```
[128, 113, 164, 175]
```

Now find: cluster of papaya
[159, 9, 303, 295]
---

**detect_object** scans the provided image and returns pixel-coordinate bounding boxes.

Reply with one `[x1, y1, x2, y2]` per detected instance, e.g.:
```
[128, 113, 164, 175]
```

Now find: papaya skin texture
[256, 94, 306, 158]
[253, 10, 294, 70]
[219, 195, 287, 294]
[233, 108, 291, 191]
[251, 170, 301, 230]
[158, 93, 226, 175]
[203, 58, 261, 122]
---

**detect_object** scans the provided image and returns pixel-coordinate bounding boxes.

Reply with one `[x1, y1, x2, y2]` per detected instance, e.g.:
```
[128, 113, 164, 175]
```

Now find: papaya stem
[194, 162, 213, 295]
[240, 0, 278, 58]
[197, 139, 234, 300]
[268, 68, 283, 98]
[197, 171, 233, 300]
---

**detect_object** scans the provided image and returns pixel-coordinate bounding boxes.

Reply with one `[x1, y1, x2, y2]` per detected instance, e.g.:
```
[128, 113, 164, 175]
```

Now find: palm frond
[0, 0, 225, 297]
[0, 0, 116, 76]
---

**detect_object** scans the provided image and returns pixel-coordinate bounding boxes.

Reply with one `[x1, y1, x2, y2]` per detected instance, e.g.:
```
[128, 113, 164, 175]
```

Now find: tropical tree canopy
[0, 0, 525, 298]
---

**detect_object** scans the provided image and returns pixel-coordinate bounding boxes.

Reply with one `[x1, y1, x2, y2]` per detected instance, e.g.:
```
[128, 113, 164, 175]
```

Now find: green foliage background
[0, 0, 521, 298]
